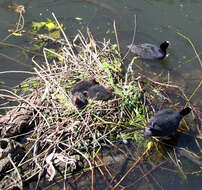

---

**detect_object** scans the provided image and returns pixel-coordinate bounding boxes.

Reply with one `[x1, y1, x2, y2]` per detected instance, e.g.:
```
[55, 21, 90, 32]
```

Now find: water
[0, 0, 201, 189]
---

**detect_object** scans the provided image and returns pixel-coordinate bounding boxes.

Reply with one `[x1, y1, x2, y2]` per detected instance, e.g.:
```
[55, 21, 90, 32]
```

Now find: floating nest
[0, 25, 149, 189]
[0, 21, 200, 189]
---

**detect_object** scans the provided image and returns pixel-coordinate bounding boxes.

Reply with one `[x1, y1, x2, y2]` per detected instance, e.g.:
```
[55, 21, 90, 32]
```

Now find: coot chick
[128, 41, 170, 60]
[144, 107, 191, 138]
[71, 78, 98, 95]
[72, 92, 88, 109]
[87, 85, 114, 101]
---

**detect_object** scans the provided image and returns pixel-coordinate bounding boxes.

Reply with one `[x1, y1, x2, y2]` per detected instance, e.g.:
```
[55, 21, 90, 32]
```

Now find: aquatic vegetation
[0, 15, 200, 190]
[31, 18, 64, 51]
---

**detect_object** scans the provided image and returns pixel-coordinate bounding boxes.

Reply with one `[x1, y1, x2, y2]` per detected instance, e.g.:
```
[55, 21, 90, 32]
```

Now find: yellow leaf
[45, 22, 57, 31]
[57, 56, 63, 62]
[55, 93, 73, 108]
[147, 141, 153, 150]
[12, 32, 22, 36]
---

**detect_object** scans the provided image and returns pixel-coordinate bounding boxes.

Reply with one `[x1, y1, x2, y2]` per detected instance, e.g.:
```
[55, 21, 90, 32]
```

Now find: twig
[177, 32, 202, 67]
[138, 73, 181, 89]
[8, 154, 23, 190]
[187, 80, 202, 103]
[112, 142, 153, 190]
[0, 70, 36, 75]
[95, 160, 114, 190]
[122, 15, 136, 61]
[126, 161, 167, 189]
[113, 21, 120, 53]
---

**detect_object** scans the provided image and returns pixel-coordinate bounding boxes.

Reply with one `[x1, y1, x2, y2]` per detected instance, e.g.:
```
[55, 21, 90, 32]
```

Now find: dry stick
[177, 32, 202, 68]
[16, 12, 24, 33]
[3, 11, 24, 41]
[104, 138, 129, 156]
[95, 160, 114, 190]
[43, 172, 83, 190]
[112, 142, 153, 190]
[73, 148, 93, 175]
[52, 12, 76, 58]
[91, 143, 95, 190]
[91, 164, 94, 190]
[8, 154, 23, 190]
[122, 14, 136, 61]
[138, 73, 181, 89]
[150, 173, 165, 190]
[52, 13, 68, 44]
[168, 150, 187, 181]
[126, 161, 167, 189]
[113, 21, 120, 53]
[52, 15, 101, 149]
[187, 80, 202, 104]
[160, 166, 180, 174]
[0, 70, 36, 75]
[138, 165, 154, 190]
[0, 88, 50, 127]
[124, 145, 154, 190]
[7, 142, 49, 175]
[96, 155, 113, 179]
[174, 52, 202, 71]
[0, 93, 19, 100]
[178, 86, 201, 122]
[64, 163, 68, 190]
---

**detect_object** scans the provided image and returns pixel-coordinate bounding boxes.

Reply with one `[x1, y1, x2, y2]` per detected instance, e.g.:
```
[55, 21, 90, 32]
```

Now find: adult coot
[87, 85, 114, 101]
[144, 107, 191, 138]
[128, 41, 170, 60]
[71, 78, 98, 95]
[72, 92, 88, 109]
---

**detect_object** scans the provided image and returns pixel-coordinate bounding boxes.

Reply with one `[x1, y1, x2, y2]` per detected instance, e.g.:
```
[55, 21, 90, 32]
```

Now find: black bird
[87, 85, 114, 101]
[71, 78, 98, 95]
[144, 107, 191, 138]
[128, 41, 170, 60]
[72, 92, 88, 109]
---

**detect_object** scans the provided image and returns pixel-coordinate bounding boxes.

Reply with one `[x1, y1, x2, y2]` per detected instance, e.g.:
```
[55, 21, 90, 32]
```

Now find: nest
[0, 24, 148, 189]
[1, 17, 199, 189]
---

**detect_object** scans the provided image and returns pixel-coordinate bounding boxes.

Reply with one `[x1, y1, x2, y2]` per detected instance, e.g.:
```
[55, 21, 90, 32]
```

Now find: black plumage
[128, 41, 170, 60]
[71, 79, 98, 95]
[87, 85, 113, 101]
[72, 92, 88, 109]
[144, 107, 191, 138]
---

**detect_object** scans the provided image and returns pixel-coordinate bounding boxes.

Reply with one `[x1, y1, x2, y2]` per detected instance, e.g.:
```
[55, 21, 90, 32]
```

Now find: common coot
[71, 78, 98, 95]
[128, 41, 170, 60]
[72, 91, 88, 109]
[87, 85, 114, 101]
[144, 107, 191, 138]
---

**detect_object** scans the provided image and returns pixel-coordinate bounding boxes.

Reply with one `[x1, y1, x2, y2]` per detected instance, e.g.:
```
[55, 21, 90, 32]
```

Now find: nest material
[0, 28, 147, 188]
[0, 26, 199, 189]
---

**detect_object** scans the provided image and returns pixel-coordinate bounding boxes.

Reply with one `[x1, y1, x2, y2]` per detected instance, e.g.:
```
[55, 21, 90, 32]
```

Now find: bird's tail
[180, 107, 191, 116]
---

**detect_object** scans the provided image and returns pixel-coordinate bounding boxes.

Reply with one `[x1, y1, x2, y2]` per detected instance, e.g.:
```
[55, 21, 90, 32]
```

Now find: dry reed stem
[122, 15, 136, 61]
[113, 21, 120, 53]
[112, 142, 153, 189]
[177, 32, 202, 67]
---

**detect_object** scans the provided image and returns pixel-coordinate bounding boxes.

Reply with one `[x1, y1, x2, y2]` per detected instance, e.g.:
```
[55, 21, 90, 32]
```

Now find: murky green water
[0, 0, 201, 189]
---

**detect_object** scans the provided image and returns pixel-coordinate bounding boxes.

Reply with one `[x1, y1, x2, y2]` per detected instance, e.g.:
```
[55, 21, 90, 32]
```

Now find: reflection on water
[0, 0, 201, 189]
